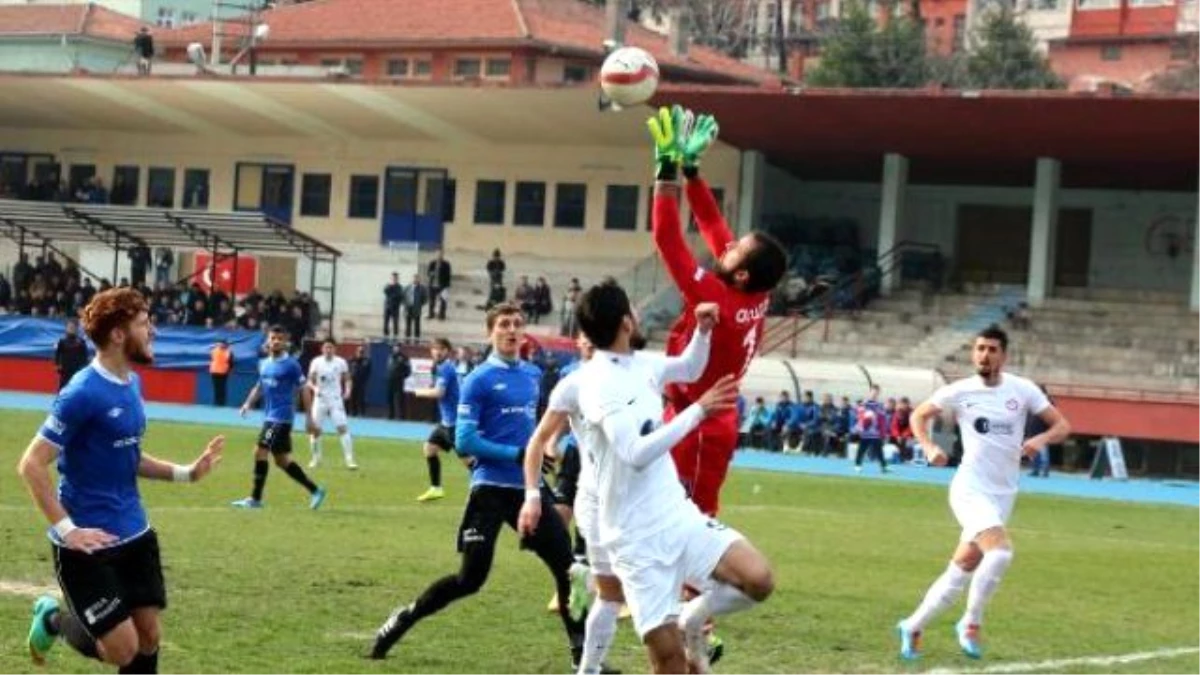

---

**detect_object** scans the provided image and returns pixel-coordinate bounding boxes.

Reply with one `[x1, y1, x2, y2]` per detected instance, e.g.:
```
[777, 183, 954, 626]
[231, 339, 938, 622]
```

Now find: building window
[300, 173, 331, 217]
[111, 166, 139, 206]
[1100, 45, 1122, 60]
[180, 10, 198, 24]
[604, 185, 639, 231]
[1128, 0, 1171, 6]
[1032, 0, 1058, 9]
[322, 57, 363, 75]
[815, 0, 830, 20]
[952, 14, 966, 52]
[454, 58, 482, 78]
[156, 6, 175, 27]
[474, 180, 506, 225]
[485, 58, 512, 78]
[1170, 38, 1195, 60]
[348, 175, 379, 219]
[563, 64, 591, 83]
[443, 178, 456, 223]
[183, 169, 209, 210]
[1077, 0, 1118, 8]
[413, 59, 432, 77]
[386, 58, 409, 77]
[514, 181, 546, 227]
[147, 167, 175, 208]
[554, 183, 587, 229]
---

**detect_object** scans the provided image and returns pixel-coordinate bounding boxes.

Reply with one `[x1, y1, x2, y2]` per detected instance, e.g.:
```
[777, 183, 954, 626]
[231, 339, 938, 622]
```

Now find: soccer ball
[599, 46, 660, 108]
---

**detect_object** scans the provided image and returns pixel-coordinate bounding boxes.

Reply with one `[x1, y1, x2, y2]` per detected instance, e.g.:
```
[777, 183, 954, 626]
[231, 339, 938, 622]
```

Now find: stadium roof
[653, 85, 1200, 191]
[0, 3, 145, 42]
[154, 0, 776, 86]
[0, 199, 341, 260]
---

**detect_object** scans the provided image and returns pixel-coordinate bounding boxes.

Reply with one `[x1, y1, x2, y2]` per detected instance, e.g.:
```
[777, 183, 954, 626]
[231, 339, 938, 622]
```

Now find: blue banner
[0, 316, 265, 370]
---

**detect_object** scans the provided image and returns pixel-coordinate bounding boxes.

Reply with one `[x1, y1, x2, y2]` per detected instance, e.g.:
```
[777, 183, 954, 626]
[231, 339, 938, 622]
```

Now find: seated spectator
[515, 275, 535, 318]
[769, 391, 792, 452]
[741, 396, 771, 449]
[891, 396, 915, 461]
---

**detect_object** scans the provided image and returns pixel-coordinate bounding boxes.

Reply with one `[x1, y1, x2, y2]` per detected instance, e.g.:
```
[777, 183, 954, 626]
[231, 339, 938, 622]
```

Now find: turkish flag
[194, 253, 258, 295]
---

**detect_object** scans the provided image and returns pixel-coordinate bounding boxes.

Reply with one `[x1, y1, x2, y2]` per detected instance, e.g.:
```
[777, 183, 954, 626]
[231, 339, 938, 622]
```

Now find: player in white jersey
[306, 339, 358, 469]
[519, 308, 714, 675]
[561, 281, 775, 674]
[896, 325, 1070, 661]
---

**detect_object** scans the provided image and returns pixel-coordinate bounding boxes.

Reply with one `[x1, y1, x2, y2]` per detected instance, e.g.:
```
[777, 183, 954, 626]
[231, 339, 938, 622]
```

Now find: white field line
[923, 646, 1200, 674]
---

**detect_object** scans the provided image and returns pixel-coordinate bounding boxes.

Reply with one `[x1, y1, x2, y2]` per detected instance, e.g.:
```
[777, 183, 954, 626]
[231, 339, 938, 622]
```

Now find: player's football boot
[28, 595, 59, 665]
[230, 497, 263, 509]
[369, 604, 414, 659]
[707, 633, 725, 666]
[416, 486, 445, 502]
[955, 619, 982, 659]
[310, 486, 328, 510]
[895, 620, 922, 660]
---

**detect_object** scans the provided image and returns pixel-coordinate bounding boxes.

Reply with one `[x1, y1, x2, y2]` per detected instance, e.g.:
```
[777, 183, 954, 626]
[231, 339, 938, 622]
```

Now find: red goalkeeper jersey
[653, 178, 770, 408]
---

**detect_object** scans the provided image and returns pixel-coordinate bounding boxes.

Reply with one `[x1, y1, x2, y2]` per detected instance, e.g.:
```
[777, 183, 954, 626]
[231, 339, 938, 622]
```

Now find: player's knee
[272, 454, 290, 468]
[98, 626, 139, 667]
[457, 565, 489, 595]
[953, 547, 983, 572]
[743, 561, 775, 602]
[135, 620, 161, 653]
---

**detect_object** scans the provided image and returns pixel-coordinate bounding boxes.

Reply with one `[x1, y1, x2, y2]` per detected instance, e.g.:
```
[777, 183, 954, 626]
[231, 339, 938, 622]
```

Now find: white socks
[963, 549, 1013, 626]
[905, 561, 972, 631]
[679, 583, 757, 633]
[577, 600, 620, 675]
[340, 433, 356, 465]
[309, 436, 322, 464]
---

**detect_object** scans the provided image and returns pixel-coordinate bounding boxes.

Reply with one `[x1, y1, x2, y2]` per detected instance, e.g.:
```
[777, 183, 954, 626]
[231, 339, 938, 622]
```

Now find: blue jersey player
[232, 325, 327, 510]
[412, 337, 461, 502]
[19, 288, 224, 673]
[370, 303, 586, 668]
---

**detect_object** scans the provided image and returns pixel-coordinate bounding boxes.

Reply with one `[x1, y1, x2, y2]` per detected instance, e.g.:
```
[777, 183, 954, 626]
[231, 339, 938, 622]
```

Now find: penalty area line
[923, 646, 1200, 674]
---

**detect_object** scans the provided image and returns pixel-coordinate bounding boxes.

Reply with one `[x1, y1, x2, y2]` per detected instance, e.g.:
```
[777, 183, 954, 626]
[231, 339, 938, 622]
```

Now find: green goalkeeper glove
[679, 112, 719, 171]
[646, 105, 684, 180]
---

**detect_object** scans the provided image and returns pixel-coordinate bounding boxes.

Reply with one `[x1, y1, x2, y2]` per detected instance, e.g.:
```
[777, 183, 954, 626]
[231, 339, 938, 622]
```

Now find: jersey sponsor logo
[113, 436, 141, 448]
[973, 417, 1015, 435]
[734, 298, 771, 325]
[44, 415, 65, 435]
[456, 404, 473, 416]
[493, 382, 507, 391]
[499, 404, 536, 418]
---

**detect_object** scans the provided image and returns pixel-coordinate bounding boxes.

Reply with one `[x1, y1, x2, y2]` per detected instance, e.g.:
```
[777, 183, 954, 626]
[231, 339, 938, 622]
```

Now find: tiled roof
[0, 3, 145, 41]
[155, 0, 775, 84]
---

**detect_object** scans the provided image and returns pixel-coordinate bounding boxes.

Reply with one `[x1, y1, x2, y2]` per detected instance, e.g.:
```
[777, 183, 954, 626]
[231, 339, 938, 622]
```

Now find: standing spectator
[1026, 384, 1053, 477]
[134, 26, 154, 75]
[817, 393, 839, 456]
[855, 384, 889, 473]
[53, 319, 89, 391]
[515, 275, 535, 319]
[485, 248, 505, 286]
[426, 251, 451, 321]
[0, 273, 10, 311]
[559, 278, 581, 337]
[209, 339, 233, 407]
[386, 343, 411, 420]
[800, 391, 822, 455]
[455, 345, 475, 379]
[770, 390, 793, 452]
[348, 344, 372, 417]
[13, 253, 31, 294]
[155, 247, 174, 286]
[532, 277, 552, 325]
[383, 272, 402, 338]
[891, 396, 915, 461]
[403, 274, 427, 341]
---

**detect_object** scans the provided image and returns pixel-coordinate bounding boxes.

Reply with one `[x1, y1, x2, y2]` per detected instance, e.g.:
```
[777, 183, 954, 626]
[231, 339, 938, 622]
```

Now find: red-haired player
[648, 106, 789, 517]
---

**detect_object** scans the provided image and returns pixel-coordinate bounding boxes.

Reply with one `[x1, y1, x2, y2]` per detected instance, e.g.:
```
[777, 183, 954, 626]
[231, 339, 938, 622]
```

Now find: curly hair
[81, 287, 148, 348]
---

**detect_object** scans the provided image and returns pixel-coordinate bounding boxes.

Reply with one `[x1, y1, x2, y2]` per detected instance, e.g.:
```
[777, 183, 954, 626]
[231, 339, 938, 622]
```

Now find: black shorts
[455, 484, 564, 554]
[53, 529, 166, 639]
[427, 424, 455, 452]
[257, 422, 293, 455]
[553, 443, 581, 506]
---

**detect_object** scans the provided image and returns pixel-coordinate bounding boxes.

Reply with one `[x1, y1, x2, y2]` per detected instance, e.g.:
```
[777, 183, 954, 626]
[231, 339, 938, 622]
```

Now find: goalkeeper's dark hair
[741, 231, 789, 294]
[575, 280, 632, 350]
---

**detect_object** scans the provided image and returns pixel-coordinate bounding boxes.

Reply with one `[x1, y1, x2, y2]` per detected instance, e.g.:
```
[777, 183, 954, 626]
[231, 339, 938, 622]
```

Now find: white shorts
[950, 485, 1016, 543]
[611, 512, 743, 639]
[312, 398, 348, 428]
[573, 490, 612, 577]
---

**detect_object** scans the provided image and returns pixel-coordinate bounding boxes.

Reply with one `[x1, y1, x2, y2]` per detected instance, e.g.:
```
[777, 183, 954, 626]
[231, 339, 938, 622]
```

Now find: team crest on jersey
[107, 407, 124, 418]
[1005, 398, 1019, 411]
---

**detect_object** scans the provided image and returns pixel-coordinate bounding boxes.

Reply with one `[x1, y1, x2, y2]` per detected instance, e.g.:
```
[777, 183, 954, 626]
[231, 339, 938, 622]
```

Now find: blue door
[381, 167, 447, 247]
